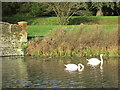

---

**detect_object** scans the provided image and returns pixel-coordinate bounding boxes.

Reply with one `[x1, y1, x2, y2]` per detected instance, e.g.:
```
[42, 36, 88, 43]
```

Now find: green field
[28, 25, 77, 37]
[28, 25, 117, 37]
[28, 25, 59, 37]
[3, 16, 118, 37]
[3, 16, 118, 25]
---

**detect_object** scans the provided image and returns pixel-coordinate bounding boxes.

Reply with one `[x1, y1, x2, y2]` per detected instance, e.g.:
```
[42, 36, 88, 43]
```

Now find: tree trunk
[96, 9, 103, 16]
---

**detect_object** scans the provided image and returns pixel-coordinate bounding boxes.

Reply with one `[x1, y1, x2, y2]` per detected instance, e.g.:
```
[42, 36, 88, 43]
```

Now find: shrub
[26, 25, 118, 57]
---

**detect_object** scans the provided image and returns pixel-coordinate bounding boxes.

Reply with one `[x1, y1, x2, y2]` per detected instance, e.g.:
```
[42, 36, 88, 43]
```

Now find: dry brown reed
[26, 25, 118, 57]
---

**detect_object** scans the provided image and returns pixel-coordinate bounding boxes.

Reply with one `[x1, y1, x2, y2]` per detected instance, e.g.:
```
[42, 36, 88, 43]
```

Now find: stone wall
[0, 22, 26, 56]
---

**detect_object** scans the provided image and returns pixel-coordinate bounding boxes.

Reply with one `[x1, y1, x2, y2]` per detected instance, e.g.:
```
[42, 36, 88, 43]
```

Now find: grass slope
[69, 16, 118, 25]
[3, 16, 118, 25]
[3, 16, 118, 37]
[28, 25, 117, 37]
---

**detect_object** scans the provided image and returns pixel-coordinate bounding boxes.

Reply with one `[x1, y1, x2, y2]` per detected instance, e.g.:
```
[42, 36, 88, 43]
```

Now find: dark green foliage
[2, 2, 120, 17]
[90, 2, 120, 16]
[2, 2, 54, 17]
[2, 2, 22, 16]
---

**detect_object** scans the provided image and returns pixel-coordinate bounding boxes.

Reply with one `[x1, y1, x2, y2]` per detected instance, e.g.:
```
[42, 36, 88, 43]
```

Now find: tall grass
[26, 25, 118, 57]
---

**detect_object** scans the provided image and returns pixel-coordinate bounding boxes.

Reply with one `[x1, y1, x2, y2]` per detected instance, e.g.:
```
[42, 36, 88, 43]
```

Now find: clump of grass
[26, 25, 118, 57]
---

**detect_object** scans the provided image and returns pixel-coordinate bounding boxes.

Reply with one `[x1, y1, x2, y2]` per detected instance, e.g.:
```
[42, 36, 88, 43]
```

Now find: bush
[26, 25, 118, 57]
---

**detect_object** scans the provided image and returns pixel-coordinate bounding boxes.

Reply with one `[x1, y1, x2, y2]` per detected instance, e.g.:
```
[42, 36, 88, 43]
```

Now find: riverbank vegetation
[26, 25, 118, 57]
[27, 25, 117, 37]
[2, 2, 119, 57]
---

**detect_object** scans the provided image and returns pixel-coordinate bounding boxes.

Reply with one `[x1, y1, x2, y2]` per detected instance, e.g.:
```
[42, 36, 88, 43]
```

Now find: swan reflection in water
[64, 63, 84, 72]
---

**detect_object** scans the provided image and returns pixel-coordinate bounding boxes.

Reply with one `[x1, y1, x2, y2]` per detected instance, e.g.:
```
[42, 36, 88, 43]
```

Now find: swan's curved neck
[100, 55, 103, 63]
[100, 55, 103, 68]
[78, 64, 84, 71]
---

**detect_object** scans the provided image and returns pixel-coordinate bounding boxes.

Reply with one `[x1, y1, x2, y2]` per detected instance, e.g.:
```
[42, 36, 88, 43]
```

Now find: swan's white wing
[64, 64, 78, 70]
[87, 58, 101, 66]
[88, 58, 100, 62]
[64, 64, 77, 67]
[88, 61, 100, 66]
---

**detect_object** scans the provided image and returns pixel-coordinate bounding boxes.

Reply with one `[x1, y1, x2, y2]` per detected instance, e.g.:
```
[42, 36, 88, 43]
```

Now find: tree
[75, 2, 93, 16]
[47, 2, 87, 25]
[16, 2, 50, 17]
[115, 1, 120, 15]
[28, 2, 52, 17]
[2, 2, 23, 16]
[2, 2, 54, 17]
[91, 2, 115, 16]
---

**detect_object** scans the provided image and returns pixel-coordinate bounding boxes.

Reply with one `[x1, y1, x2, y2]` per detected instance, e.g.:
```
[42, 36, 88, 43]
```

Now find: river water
[2, 56, 118, 88]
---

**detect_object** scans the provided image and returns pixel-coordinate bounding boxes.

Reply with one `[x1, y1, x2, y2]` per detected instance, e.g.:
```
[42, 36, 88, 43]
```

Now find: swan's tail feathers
[64, 64, 67, 67]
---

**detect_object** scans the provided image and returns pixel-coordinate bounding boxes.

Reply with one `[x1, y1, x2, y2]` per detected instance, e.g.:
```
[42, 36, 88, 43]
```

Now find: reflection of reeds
[26, 25, 118, 57]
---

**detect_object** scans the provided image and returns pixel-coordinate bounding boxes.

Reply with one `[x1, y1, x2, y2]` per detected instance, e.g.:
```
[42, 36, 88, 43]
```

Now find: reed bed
[26, 25, 118, 57]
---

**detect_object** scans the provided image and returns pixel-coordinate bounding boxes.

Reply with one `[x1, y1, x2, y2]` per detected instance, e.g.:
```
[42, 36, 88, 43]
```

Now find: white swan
[64, 63, 84, 71]
[87, 54, 103, 66]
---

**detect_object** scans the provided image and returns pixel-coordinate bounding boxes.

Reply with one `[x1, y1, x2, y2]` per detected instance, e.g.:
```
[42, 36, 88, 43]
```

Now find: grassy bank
[28, 25, 117, 37]
[3, 16, 118, 25]
[26, 25, 118, 57]
[69, 16, 118, 25]
[28, 25, 59, 37]
[3, 16, 118, 38]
